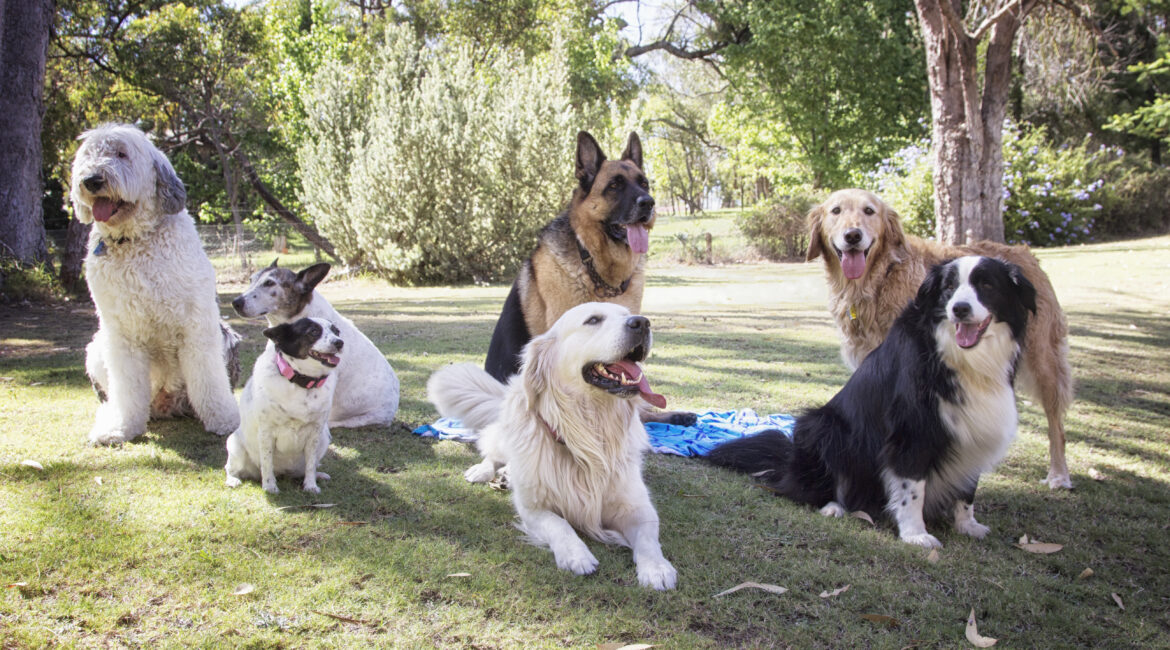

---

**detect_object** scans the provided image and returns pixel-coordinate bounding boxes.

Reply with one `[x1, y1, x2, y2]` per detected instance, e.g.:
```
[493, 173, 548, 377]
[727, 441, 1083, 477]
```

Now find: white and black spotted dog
[232, 260, 399, 428]
[708, 256, 1037, 548]
[225, 317, 343, 494]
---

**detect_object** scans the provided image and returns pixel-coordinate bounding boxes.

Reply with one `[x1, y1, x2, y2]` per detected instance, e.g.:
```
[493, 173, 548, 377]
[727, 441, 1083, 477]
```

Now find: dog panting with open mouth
[428, 302, 677, 589]
[225, 317, 343, 494]
[72, 123, 241, 445]
[806, 188, 1074, 489]
[232, 260, 399, 429]
[707, 257, 1037, 548]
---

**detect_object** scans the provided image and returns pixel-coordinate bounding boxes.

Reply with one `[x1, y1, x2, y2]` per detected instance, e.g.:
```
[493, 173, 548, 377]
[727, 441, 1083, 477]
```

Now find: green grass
[2, 236, 1169, 647]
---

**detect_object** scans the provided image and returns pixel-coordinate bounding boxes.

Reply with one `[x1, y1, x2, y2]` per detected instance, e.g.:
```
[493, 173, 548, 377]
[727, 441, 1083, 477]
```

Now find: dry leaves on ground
[1015, 534, 1062, 554]
[965, 609, 997, 647]
[1111, 593, 1125, 610]
[819, 585, 851, 598]
[851, 511, 874, 525]
[860, 614, 900, 628]
[713, 582, 788, 598]
[232, 583, 255, 596]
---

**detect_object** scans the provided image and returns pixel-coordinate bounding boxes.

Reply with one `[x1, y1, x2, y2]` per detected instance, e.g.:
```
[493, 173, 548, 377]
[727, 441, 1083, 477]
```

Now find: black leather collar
[575, 238, 631, 298]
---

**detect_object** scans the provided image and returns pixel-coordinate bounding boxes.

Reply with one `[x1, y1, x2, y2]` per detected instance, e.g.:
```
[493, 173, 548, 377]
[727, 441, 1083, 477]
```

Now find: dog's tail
[705, 430, 793, 478]
[427, 363, 507, 431]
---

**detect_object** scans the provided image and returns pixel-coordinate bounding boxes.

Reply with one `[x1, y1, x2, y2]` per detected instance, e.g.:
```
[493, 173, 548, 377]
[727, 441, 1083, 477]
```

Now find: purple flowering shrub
[1001, 125, 1103, 246]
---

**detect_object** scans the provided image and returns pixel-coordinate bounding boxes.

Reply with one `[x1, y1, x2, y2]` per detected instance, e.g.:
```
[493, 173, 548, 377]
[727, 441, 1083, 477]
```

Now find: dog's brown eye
[831, 206, 841, 214]
[263, 279, 275, 287]
[585, 315, 603, 325]
[863, 206, 875, 215]
[608, 178, 622, 190]
[116, 151, 127, 159]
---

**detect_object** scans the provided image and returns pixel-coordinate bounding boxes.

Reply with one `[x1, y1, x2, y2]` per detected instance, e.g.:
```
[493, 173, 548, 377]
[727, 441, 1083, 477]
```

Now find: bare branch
[971, 0, 1030, 42]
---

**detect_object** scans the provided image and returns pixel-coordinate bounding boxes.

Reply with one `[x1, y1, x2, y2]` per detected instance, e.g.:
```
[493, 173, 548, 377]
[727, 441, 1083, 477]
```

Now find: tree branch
[971, 0, 1029, 42]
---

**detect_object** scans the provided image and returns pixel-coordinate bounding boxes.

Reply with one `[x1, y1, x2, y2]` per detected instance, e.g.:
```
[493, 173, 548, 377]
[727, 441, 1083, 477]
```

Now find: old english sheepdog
[72, 123, 241, 445]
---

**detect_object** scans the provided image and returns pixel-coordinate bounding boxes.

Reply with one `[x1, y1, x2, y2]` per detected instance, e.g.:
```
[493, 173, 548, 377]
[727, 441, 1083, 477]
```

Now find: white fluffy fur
[73, 123, 239, 445]
[225, 317, 341, 493]
[234, 265, 399, 428]
[428, 302, 677, 590]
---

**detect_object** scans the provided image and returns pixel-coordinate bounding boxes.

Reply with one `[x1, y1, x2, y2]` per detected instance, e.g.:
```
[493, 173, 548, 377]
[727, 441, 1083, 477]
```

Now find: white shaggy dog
[428, 302, 677, 590]
[72, 123, 240, 445]
[232, 260, 399, 428]
[225, 317, 342, 494]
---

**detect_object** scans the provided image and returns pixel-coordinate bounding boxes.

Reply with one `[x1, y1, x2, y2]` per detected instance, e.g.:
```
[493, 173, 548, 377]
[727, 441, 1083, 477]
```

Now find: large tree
[0, 0, 54, 265]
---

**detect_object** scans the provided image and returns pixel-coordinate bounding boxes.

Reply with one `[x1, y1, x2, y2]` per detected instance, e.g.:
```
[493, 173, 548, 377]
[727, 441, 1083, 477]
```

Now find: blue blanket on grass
[412, 409, 795, 457]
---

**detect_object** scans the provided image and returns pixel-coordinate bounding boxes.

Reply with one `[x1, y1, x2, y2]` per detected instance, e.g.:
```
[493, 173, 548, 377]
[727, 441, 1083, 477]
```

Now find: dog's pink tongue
[955, 322, 982, 348]
[626, 224, 650, 254]
[609, 359, 666, 409]
[841, 250, 866, 279]
[92, 197, 117, 222]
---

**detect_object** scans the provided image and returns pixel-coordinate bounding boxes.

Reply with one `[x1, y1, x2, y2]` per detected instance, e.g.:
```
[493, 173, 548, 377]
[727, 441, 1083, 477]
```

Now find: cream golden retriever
[427, 302, 677, 590]
[806, 188, 1073, 489]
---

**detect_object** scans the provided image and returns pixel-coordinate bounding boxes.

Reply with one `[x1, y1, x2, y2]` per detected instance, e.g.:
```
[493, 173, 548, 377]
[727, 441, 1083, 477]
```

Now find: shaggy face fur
[75, 123, 239, 445]
[709, 257, 1036, 549]
[805, 188, 1075, 489]
[225, 317, 342, 494]
[232, 260, 400, 429]
[428, 302, 677, 590]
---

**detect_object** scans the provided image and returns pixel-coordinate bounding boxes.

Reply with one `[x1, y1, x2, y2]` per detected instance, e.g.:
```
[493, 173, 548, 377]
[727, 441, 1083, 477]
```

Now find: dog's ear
[72, 194, 94, 224]
[805, 203, 826, 261]
[880, 199, 906, 250]
[151, 146, 187, 215]
[521, 334, 557, 410]
[916, 259, 952, 307]
[294, 263, 330, 295]
[620, 131, 643, 170]
[1007, 262, 1038, 315]
[262, 322, 293, 344]
[269, 258, 279, 269]
[575, 131, 606, 191]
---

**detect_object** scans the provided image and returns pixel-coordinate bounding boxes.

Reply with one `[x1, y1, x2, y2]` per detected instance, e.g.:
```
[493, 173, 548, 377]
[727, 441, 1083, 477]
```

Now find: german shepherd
[485, 131, 654, 381]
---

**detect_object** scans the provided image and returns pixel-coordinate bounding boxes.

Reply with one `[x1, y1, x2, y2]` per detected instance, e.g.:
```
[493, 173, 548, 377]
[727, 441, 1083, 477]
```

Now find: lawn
[2, 235, 1168, 648]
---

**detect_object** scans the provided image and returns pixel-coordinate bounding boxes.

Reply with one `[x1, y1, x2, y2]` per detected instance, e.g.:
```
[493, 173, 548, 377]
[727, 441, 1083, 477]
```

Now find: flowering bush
[866, 125, 1107, 246]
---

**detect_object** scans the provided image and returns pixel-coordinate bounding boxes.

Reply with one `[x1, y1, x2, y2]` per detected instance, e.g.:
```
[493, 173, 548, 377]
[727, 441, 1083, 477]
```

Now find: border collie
[225, 317, 343, 494]
[708, 256, 1037, 548]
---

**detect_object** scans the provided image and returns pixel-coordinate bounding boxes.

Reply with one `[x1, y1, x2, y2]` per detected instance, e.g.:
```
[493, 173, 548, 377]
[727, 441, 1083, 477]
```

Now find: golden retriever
[427, 302, 677, 590]
[806, 189, 1073, 489]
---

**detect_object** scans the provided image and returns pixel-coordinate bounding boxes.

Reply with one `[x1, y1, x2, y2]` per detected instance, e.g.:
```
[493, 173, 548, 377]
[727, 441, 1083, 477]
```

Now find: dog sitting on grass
[225, 317, 343, 494]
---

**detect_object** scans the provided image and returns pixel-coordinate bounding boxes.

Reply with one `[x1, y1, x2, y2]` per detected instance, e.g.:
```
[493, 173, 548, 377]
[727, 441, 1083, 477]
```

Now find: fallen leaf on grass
[1077, 568, 1093, 580]
[94, 476, 103, 486]
[6, 582, 28, 589]
[927, 549, 941, 564]
[713, 582, 787, 598]
[233, 583, 255, 596]
[1018, 534, 1029, 545]
[860, 614, 900, 628]
[819, 584, 851, 598]
[446, 573, 471, 578]
[20, 460, 44, 470]
[1015, 542, 1063, 554]
[312, 610, 374, 625]
[275, 503, 336, 511]
[598, 644, 654, 650]
[965, 609, 997, 647]
[1088, 468, 1106, 481]
[851, 511, 874, 525]
[1111, 593, 1125, 610]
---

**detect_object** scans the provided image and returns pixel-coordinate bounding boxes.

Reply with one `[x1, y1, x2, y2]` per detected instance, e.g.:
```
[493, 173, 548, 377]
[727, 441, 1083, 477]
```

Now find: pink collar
[275, 352, 329, 389]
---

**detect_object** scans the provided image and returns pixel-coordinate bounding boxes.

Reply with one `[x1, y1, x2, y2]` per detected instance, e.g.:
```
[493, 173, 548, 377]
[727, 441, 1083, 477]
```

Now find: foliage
[1085, 147, 1170, 236]
[708, 101, 811, 204]
[865, 139, 936, 238]
[737, 191, 819, 260]
[717, 0, 928, 189]
[0, 258, 64, 303]
[299, 23, 576, 283]
[640, 60, 721, 214]
[1106, 48, 1170, 144]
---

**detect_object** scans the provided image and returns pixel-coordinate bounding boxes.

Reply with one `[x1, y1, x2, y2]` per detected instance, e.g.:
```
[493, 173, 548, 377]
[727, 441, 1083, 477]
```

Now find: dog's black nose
[231, 296, 245, 311]
[626, 316, 649, 331]
[952, 302, 972, 320]
[636, 195, 655, 210]
[83, 174, 105, 193]
[334, 339, 344, 351]
[844, 228, 862, 246]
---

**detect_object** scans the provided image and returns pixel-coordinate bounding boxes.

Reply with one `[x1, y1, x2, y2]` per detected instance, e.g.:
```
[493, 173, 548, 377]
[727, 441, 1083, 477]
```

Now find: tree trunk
[60, 218, 90, 295]
[914, 0, 1034, 244]
[0, 0, 52, 264]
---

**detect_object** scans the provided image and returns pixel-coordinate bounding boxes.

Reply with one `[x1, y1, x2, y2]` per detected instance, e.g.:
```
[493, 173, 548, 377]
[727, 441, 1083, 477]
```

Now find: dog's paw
[302, 483, 321, 494]
[956, 519, 990, 539]
[203, 413, 240, 437]
[666, 412, 698, 427]
[1041, 473, 1073, 490]
[819, 502, 847, 518]
[262, 481, 279, 494]
[464, 461, 497, 484]
[637, 559, 678, 591]
[224, 475, 242, 488]
[901, 532, 943, 549]
[555, 548, 599, 576]
[88, 423, 139, 446]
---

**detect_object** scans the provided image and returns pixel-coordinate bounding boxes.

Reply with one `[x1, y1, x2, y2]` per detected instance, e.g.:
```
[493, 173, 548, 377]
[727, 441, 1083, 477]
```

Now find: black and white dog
[708, 256, 1037, 548]
[225, 317, 343, 494]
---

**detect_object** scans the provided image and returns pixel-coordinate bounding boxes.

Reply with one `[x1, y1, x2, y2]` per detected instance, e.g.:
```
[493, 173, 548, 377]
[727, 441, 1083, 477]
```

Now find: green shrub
[298, 24, 576, 284]
[1001, 126, 1103, 246]
[737, 192, 819, 261]
[0, 258, 63, 303]
[865, 138, 934, 237]
[1086, 152, 1170, 237]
